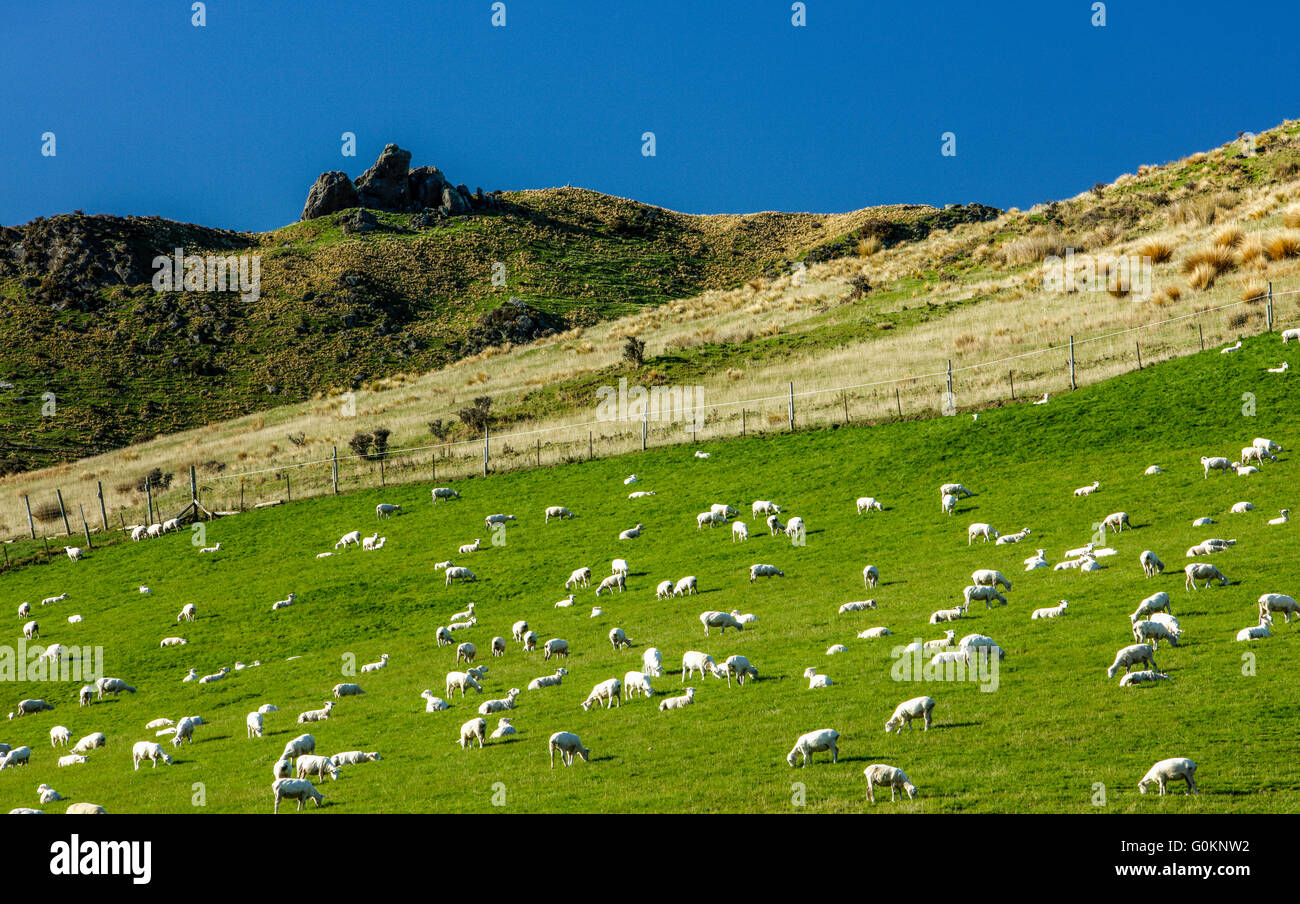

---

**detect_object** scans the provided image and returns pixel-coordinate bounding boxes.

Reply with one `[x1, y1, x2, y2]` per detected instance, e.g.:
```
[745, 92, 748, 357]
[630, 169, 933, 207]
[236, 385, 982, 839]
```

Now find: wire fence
[3, 282, 1296, 563]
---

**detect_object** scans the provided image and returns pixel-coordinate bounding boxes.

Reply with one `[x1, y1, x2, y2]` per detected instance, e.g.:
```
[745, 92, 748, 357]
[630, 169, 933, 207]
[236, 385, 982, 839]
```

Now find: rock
[461, 297, 566, 356]
[354, 144, 412, 210]
[408, 166, 449, 210]
[300, 171, 360, 221]
[338, 209, 379, 234]
[441, 185, 472, 216]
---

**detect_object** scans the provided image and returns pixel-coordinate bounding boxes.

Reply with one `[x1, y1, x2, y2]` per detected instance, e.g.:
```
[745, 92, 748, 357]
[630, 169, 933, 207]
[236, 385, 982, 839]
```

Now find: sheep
[1140, 550, 1164, 577]
[548, 731, 591, 767]
[509, 620, 529, 644]
[958, 635, 1006, 661]
[333, 683, 364, 698]
[1132, 620, 1180, 650]
[642, 648, 663, 678]
[696, 510, 723, 529]
[580, 679, 623, 711]
[1106, 643, 1158, 678]
[360, 653, 390, 673]
[79, 685, 96, 704]
[941, 493, 957, 515]
[1119, 670, 1173, 687]
[41, 592, 68, 606]
[65, 547, 83, 562]
[1024, 549, 1049, 570]
[15, 699, 55, 716]
[1201, 456, 1233, 478]
[561, 567, 592, 592]
[608, 627, 630, 650]
[700, 610, 744, 635]
[71, 732, 106, 754]
[694, 451, 710, 459]
[1259, 593, 1300, 624]
[1231, 462, 1259, 476]
[484, 514, 516, 530]
[375, 503, 403, 520]
[1284, 328, 1300, 344]
[335, 530, 361, 550]
[863, 565, 880, 589]
[199, 667, 230, 683]
[435, 560, 453, 570]
[331, 750, 382, 767]
[595, 574, 626, 596]
[555, 594, 575, 608]
[297, 702, 335, 724]
[1031, 600, 1069, 620]
[177, 603, 197, 623]
[681, 651, 716, 680]
[996, 527, 1032, 545]
[50, 725, 70, 747]
[709, 504, 738, 521]
[1253, 437, 1283, 453]
[55, 754, 85, 768]
[446, 671, 484, 698]
[839, 600, 877, 614]
[1080, 555, 1104, 573]
[270, 593, 298, 612]
[752, 500, 782, 518]
[1241, 445, 1274, 466]
[147, 524, 163, 539]
[826, 644, 848, 655]
[731, 521, 749, 542]
[967, 522, 1000, 545]
[1221, 339, 1242, 353]
[750, 563, 785, 583]
[1184, 562, 1228, 590]
[1101, 511, 1131, 533]
[1073, 480, 1100, 497]
[1131, 591, 1173, 621]
[273, 777, 325, 813]
[1138, 758, 1198, 796]
[863, 764, 918, 803]
[628, 490, 655, 498]
[929, 605, 967, 624]
[421, 690, 449, 712]
[1145, 465, 1164, 475]
[929, 650, 966, 667]
[545, 505, 576, 523]
[970, 569, 1011, 591]
[964, 585, 1007, 609]
[295, 754, 341, 783]
[22, 620, 38, 640]
[884, 696, 936, 733]
[543, 638, 570, 661]
[0, 747, 32, 769]
[528, 668, 569, 690]
[786, 729, 839, 767]
[281, 734, 316, 759]
[659, 687, 696, 711]
[479, 688, 521, 715]
[459, 717, 488, 749]
[66, 615, 82, 624]
[444, 566, 477, 585]
[765, 514, 785, 535]
[435, 626, 455, 647]
[611, 559, 630, 576]
[95, 677, 136, 700]
[1186, 539, 1232, 557]
[940, 483, 973, 499]
[711, 655, 758, 687]
[431, 487, 461, 503]
[38, 784, 63, 803]
[17, 602, 30, 618]
[1236, 614, 1273, 642]
[619, 669, 655, 700]
[656, 580, 674, 600]
[673, 575, 698, 597]
[856, 496, 884, 514]
[458, 539, 482, 555]
[455, 642, 477, 665]
[1269, 509, 1290, 525]
[858, 627, 893, 638]
[618, 524, 643, 539]
[130, 525, 148, 541]
[132, 741, 173, 770]
[804, 667, 833, 689]
[522, 630, 538, 652]
[198, 543, 221, 553]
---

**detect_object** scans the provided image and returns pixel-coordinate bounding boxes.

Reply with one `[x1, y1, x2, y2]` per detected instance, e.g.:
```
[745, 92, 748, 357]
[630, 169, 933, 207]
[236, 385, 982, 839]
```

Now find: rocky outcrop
[354, 144, 412, 210]
[299, 144, 491, 222]
[460, 297, 566, 356]
[300, 172, 360, 220]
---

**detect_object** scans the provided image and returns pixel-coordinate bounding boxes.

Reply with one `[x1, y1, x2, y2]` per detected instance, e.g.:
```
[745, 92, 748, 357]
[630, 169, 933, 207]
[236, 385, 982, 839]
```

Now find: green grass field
[1, 333, 1297, 814]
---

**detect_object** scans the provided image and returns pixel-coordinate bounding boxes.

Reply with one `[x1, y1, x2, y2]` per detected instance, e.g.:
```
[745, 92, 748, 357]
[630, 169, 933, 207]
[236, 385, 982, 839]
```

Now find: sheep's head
[903, 783, 918, 799]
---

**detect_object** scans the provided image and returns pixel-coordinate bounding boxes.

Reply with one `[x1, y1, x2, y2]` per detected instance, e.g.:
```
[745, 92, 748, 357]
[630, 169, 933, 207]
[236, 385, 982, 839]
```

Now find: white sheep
[710, 503, 738, 520]
[786, 729, 839, 766]
[963, 585, 1007, 609]
[700, 610, 744, 635]
[456, 642, 477, 665]
[65, 547, 83, 561]
[131, 525, 148, 541]
[548, 731, 591, 767]
[270, 592, 297, 611]
[436, 626, 454, 646]
[863, 565, 880, 588]
[611, 559, 629, 576]
[1253, 437, 1282, 453]
[696, 510, 723, 529]
[996, 527, 1032, 545]
[1268, 509, 1290, 525]
[67, 615, 82, 624]
[673, 575, 698, 596]
[1140, 550, 1164, 577]
[856, 496, 883, 514]
[929, 605, 967, 624]
[858, 627, 893, 638]
[941, 493, 957, 515]
[199, 667, 230, 683]
[1231, 462, 1259, 476]
[421, 690, 449, 712]
[298, 702, 334, 724]
[642, 648, 663, 677]
[333, 683, 364, 698]
[970, 569, 1011, 591]
[784, 516, 805, 541]
[555, 594, 575, 608]
[444, 566, 476, 585]
[272, 778, 325, 812]
[750, 563, 784, 583]
[56, 754, 86, 768]
[1030, 600, 1069, 620]
[681, 651, 716, 680]
[863, 764, 918, 802]
[1101, 511, 1131, 532]
[712, 655, 758, 687]
[940, 483, 973, 498]
[967, 522, 999, 545]
[361, 653, 389, 672]
[1138, 758, 1198, 795]
[246, 711, 265, 738]
[1023, 549, 1049, 570]
[50, 725, 70, 747]
[1192, 517, 1215, 526]
[512, 620, 529, 642]
[731, 521, 749, 542]
[826, 644, 847, 655]
[623, 670, 655, 699]
[1119, 670, 1173, 687]
[595, 574, 625, 596]
[37, 784, 63, 803]
[431, 487, 461, 503]
[765, 513, 785, 534]
[1184, 562, 1228, 590]
[1073, 480, 1100, 496]
[522, 630, 538, 652]
[581, 679, 623, 711]
[485, 513, 516, 529]
[840, 599, 877, 614]
[331, 750, 383, 766]
[752, 500, 782, 517]
[96, 677, 136, 699]
[281, 734, 316, 759]
[1201, 456, 1233, 478]
[1145, 465, 1164, 475]
[488, 719, 516, 740]
[22, 620, 38, 640]
[958, 634, 1006, 661]
[658, 687, 696, 711]
[1132, 619, 1180, 649]
[41, 592, 68, 606]
[565, 567, 592, 589]
[1259, 593, 1300, 623]
[543, 638, 570, 661]
[17, 602, 30, 618]
[458, 718, 488, 749]
[527, 668, 569, 690]
[656, 580, 674, 600]
[479, 688, 521, 715]
[71, 732, 106, 754]
[132, 741, 174, 769]
[628, 490, 656, 498]
[1131, 591, 1173, 621]
[360, 533, 381, 551]
[446, 670, 484, 698]
[1236, 613, 1273, 642]
[618, 524, 643, 539]
[884, 696, 936, 733]
[804, 667, 833, 689]
[1106, 643, 1158, 678]
[199, 543, 221, 553]
[375, 503, 403, 520]
[458, 539, 482, 555]
[608, 627, 630, 649]
[335, 530, 361, 549]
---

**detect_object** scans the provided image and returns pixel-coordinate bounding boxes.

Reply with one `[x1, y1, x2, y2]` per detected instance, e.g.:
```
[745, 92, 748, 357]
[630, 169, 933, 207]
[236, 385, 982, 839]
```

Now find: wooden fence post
[145, 476, 154, 525]
[239, 479, 245, 512]
[787, 382, 795, 431]
[97, 481, 108, 532]
[1199, 323, 1205, 350]
[23, 494, 35, 540]
[642, 413, 647, 451]
[842, 392, 850, 424]
[1136, 342, 1143, 370]
[1267, 281, 1274, 332]
[588, 431, 593, 461]
[483, 427, 490, 477]
[379, 457, 385, 487]
[1009, 371, 1015, 399]
[286, 474, 291, 502]
[79, 504, 91, 548]
[946, 360, 953, 398]
[895, 386, 902, 418]
[56, 489, 71, 536]
[741, 409, 746, 437]
[332, 446, 339, 495]
[189, 465, 198, 505]
[1068, 336, 1076, 391]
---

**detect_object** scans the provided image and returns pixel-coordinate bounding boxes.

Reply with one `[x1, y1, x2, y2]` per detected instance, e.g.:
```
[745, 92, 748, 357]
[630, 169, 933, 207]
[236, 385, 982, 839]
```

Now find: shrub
[31, 501, 64, 524]
[622, 336, 646, 368]
[1182, 245, 1237, 276]
[1137, 237, 1175, 264]
[136, 468, 173, 493]
[457, 397, 494, 433]
[1188, 263, 1217, 291]
[1264, 231, 1300, 261]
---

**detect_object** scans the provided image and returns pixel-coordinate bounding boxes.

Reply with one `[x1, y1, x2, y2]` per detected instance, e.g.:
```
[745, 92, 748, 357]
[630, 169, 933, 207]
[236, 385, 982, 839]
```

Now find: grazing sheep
[765, 514, 785, 534]
[1140, 550, 1165, 577]
[696, 510, 724, 529]
[458, 539, 482, 555]
[941, 493, 957, 515]
[1073, 480, 1100, 497]
[1241, 445, 1272, 466]
[618, 524, 644, 540]
[435, 626, 455, 647]
[522, 630, 538, 652]
[884, 696, 936, 733]
[1132, 619, 1180, 649]
[543, 638, 570, 661]
[512, 620, 529, 643]
[331, 751, 382, 767]
[1031, 600, 1069, 620]
[623, 670, 655, 699]
[177, 604, 197, 623]
[731, 520, 749, 542]
[1284, 328, 1300, 344]
[296, 754, 340, 783]
[333, 683, 364, 698]
[281, 734, 315, 760]
[1106, 643, 1158, 678]
[864, 764, 918, 803]
[544, 505, 576, 524]
[245, 711, 266, 738]
[1259, 593, 1300, 624]
[71, 732, 106, 754]
[15, 698, 55, 716]
[840, 599, 878, 614]
[681, 651, 716, 680]
[656, 580, 674, 600]
[79, 685, 96, 704]
[963, 585, 1007, 609]
[959, 634, 1006, 661]
[1145, 465, 1164, 475]
[608, 627, 630, 650]
[642, 648, 663, 677]
[752, 500, 782, 518]
[784, 516, 806, 541]
[1236, 614, 1273, 642]
[456, 642, 477, 665]
[581, 679, 623, 711]
[971, 569, 1011, 591]
[421, 690, 449, 712]
[565, 567, 592, 590]
[967, 522, 1000, 545]
[17, 602, 30, 618]
[65, 547, 83, 562]
[712, 655, 758, 687]
[375, 503, 403, 520]
[1131, 591, 1173, 622]
[445, 671, 484, 698]
[548, 731, 591, 767]
[858, 627, 893, 638]
[611, 559, 630, 576]
[750, 563, 785, 583]
[458, 717, 488, 749]
[804, 667, 833, 689]
[0, 747, 32, 769]
[1119, 670, 1173, 687]
[1138, 758, 1198, 796]
[49, 726, 70, 747]
[659, 688, 696, 711]
[709, 504, 738, 521]
[297, 702, 334, 724]
[700, 610, 744, 635]
[484, 514, 516, 530]
[95, 677, 136, 700]
[444, 566, 476, 586]
[856, 496, 884, 514]
[673, 575, 698, 597]
[273, 778, 325, 813]
[527, 668, 569, 690]
[1201, 456, 1233, 478]
[863, 565, 880, 588]
[22, 620, 38, 640]
[335, 530, 361, 550]
[996, 527, 1032, 545]
[786, 729, 839, 767]
[1184, 562, 1228, 590]
[431, 487, 461, 503]
[940, 483, 973, 499]
[1269, 509, 1290, 525]
[479, 689, 521, 715]
[132, 741, 173, 770]
[595, 574, 625, 596]
[1252, 437, 1282, 453]
[1101, 511, 1131, 533]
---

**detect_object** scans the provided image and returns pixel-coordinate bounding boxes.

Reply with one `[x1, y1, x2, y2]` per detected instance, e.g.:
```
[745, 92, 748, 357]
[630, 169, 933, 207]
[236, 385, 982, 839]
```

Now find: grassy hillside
[1, 332, 1296, 813]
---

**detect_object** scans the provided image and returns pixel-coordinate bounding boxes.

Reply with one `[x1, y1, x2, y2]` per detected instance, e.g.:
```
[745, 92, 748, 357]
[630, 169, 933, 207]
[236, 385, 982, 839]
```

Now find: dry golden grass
[1239, 237, 1267, 266]
[857, 236, 882, 256]
[1265, 231, 1300, 261]
[1188, 263, 1218, 291]
[1240, 278, 1269, 302]
[1137, 237, 1176, 263]
[1001, 229, 1067, 266]
[1283, 206, 1300, 229]
[1213, 224, 1245, 248]
[1182, 244, 1238, 276]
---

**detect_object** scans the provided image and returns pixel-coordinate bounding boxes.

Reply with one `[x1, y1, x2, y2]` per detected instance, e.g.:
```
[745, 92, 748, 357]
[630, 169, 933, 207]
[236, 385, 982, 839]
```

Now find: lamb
[545, 505, 576, 523]
[1106, 643, 1158, 678]
[731, 521, 749, 542]
[528, 668, 569, 690]
[1131, 591, 1172, 621]
[856, 496, 884, 514]
[199, 667, 230, 683]
[199, 543, 221, 553]
[1231, 462, 1259, 476]
[1259, 593, 1300, 624]
[696, 510, 724, 529]
[484, 513, 516, 529]
[23, 620, 38, 640]
[673, 575, 698, 597]
[331, 750, 382, 767]
[642, 648, 664, 677]
[543, 638, 570, 661]
[863, 764, 918, 802]
[272, 778, 325, 813]
[65, 547, 83, 562]
[967, 522, 1000, 545]
[940, 483, 973, 499]
[522, 631, 538, 652]
[681, 651, 716, 680]
[456, 642, 477, 665]
[996, 527, 1032, 545]
[1253, 437, 1282, 453]
[333, 683, 364, 698]
[548, 731, 591, 767]
[71, 732, 106, 754]
[694, 451, 710, 458]
[608, 627, 630, 650]
[700, 610, 744, 635]
[479, 688, 521, 715]
[174, 603, 198, 624]
[840, 599, 878, 614]
[459, 717, 488, 749]
[963, 585, 1007, 609]
[132, 741, 174, 770]
[731, 611, 759, 625]
[0, 747, 32, 768]
[446, 671, 484, 698]
[941, 493, 957, 515]
[436, 626, 454, 646]
[786, 729, 839, 766]
[1241, 445, 1273, 466]
[431, 487, 461, 503]
[710, 504, 738, 520]
[1236, 614, 1273, 642]
[41, 592, 68, 606]
[1101, 511, 1131, 533]
[1145, 465, 1164, 475]
[80, 685, 96, 704]
[884, 696, 936, 733]
[595, 573, 626, 596]
[958, 635, 1006, 661]
[1284, 328, 1300, 344]
[1031, 600, 1069, 620]
[618, 524, 643, 539]
[1023, 549, 1049, 570]
[281, 734, 316, 759]
[1132, 619, 1180, 649]
[1138, 758, 1198, 796]
[554, 595, 575, 608]
[50, 725, 70, 747]
[752, 500, 782, 517]
[38, 784, 63, 803]
[564, 567, 593, 590]
[270, 593, 298, 611]
[659, 687, 696, 711]
[970, 569, 1011, 591]
[296, 754, 341, 783]
[1201, 456, 1233, 478]
[1140, 550, 1165, 577]
[375, 503, 403, 520]
[1119, 670, 1173, 687]
[784, 516, 806, 541]
[858, 627, 893, 638]
[17, 602, 30, 618]
[765, 514, 785, 535]
[444, 566, 477, 585]
[56, 754, 85, 768]
[929, 605, 967, 624]
[750, 563, 784, 583]
[421, 691, 449, 712]
[826, 644, 848, 655]
[581, 679, 623, 711]
[96, 677, 136, 699]
[360, 653, 390, 673]
[67, 615, 82, 624]
[1184, 562, 1228, 590]
[335, 530, 361, 550]
[611, 559, 629, 576]
[1073, 480, 1100, 497]
[620, 669, 655, 700]
[804, 667, 833, 689]
[511, 620, 529, 644]
[147, 524, 163, 539]
[1268, 509, 1290, 525]
[628, 490, 656, 498]
[863, 565, 880, 588]
[712, 655, 758, 687]
[15, 699, 55, 716]
[656, 580, 674, 600]
[297, 702, 335, 723]
[131, 525, 148, 541]
[458, 539, 482, 554]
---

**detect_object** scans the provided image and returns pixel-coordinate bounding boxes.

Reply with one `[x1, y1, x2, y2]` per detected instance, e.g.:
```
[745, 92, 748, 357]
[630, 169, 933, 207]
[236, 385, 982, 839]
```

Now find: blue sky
[2, 0, 1296, 232]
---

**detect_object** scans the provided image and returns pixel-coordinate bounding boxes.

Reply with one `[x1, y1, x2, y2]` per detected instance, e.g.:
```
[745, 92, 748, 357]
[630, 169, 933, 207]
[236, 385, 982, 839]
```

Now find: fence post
[895, 386, 902, 418]
[189, 465, 198, 506]
[741, 409, 746, 437]
[431, 456, 436, 483]
[483, 426, 490, 477]
[842, 392, 850, 424]
[23, 494, 35, 540]
[946, 360, 953, 398]
[537, 438, 541, 467]
[332, 446, 339, 495]
[1068, 336, 1076, 391]
[79, 504, 91, 548]
[239, 479, 245, 512]
[145, 476, 155, 525]
[642, 413, 647, 451]
[287, 474, 291, 502]
[1136, 341, 1143, 370]
[97, 481, 108, 532]
[1267, 281, 1274, 332]
[787, 382, 795, 431]
[56, 489, 71, 536]
[379, 458, 385, 487]
[1009, 370, 1015, 399]
[588, 431, 592, 460]
[1199, 323, 1205, 350]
